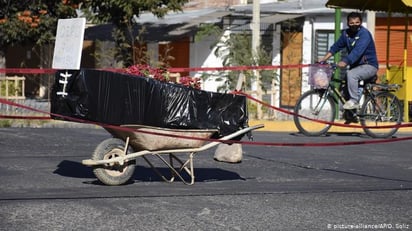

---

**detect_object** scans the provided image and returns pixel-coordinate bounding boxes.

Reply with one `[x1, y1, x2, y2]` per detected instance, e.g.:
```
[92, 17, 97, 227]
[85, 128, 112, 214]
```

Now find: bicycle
[293, 63, 403, 138]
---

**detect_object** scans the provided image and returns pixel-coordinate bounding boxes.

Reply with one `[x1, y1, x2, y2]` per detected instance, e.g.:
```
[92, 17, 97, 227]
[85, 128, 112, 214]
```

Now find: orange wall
[375, 17, 412, 76]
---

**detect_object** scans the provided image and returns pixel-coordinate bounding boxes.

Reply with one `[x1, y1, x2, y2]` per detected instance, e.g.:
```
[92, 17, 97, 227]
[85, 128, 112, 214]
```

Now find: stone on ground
[213, 143, 242, 163]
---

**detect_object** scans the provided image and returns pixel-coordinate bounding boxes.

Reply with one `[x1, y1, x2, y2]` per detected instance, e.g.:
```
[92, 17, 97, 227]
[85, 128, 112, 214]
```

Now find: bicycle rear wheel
[360, 92, 402, 138]
[293, 89, 336, 136]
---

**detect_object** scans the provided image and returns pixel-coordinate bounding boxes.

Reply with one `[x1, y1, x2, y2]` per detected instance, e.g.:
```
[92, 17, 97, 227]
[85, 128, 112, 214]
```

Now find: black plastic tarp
[50, 69, 248, 137]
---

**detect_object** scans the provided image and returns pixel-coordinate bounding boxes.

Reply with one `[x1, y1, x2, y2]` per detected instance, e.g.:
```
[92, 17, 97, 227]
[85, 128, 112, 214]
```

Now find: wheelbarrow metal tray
[50, 69, 248, 138]
[105, 125, 218, 151]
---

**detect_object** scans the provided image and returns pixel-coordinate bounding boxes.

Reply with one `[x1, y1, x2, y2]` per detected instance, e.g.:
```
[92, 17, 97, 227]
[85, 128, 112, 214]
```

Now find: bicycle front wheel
[293, 89, 336, 136]
[360, 92, 402, 138]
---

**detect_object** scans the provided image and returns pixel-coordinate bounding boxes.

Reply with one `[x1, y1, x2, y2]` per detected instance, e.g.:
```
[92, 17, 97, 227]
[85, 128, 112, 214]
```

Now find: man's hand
[337, 61, 347, 68]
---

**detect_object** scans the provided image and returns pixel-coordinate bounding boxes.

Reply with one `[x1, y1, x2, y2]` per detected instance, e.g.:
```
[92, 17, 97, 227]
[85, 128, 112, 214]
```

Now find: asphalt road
[0, 127, 411, 231]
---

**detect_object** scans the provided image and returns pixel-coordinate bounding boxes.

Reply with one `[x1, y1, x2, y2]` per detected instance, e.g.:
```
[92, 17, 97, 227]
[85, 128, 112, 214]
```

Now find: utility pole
[252, 0, 262, 119]
[334, 8, 341, 73]
[366, 11, 376, 39]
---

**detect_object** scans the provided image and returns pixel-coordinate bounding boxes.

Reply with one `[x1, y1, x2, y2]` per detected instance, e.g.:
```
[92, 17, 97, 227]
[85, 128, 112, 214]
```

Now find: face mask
[349, 25, 360, 33]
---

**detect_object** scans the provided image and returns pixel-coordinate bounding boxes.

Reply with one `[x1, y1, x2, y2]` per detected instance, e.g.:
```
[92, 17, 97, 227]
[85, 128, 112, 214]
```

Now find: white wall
[301, 18, 314, 94]
[271, 24, 282, 109]
[190, 32, 228, 92]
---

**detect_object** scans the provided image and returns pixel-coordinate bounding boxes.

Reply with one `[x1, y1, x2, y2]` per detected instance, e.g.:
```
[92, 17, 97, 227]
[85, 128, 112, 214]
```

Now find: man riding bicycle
[319, 12, 379, 113]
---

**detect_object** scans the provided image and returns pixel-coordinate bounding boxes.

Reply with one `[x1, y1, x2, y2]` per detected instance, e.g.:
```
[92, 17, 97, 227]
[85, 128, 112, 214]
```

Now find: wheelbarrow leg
[141, 155, 176, 183]
[141, 152, 196, 185]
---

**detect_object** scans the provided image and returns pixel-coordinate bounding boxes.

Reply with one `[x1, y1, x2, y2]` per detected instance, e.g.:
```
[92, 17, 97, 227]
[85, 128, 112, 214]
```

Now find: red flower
[179, 76, 201, 89]
[126, 65, 201, 90]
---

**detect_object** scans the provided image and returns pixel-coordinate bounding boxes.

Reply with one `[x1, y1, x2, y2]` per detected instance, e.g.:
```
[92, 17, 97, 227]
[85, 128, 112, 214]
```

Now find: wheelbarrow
[82, 124, 264, 186]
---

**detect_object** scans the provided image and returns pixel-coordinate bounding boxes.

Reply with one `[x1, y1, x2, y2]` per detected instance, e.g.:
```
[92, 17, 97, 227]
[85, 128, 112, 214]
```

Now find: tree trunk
[0, 49, 5, 78]
[38, 44, 53, 99]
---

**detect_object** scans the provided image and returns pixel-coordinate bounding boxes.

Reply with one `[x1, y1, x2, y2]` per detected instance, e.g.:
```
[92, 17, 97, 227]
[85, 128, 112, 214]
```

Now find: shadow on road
[53, 160, 95, 178]
[53, 160, 245, 184]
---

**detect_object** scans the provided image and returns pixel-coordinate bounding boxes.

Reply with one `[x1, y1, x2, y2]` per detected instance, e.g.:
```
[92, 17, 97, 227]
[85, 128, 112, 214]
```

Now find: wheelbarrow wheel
[92, 138, 136, 186]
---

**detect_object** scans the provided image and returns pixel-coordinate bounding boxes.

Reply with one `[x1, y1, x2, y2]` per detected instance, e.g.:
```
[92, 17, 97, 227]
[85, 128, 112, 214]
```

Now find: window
[314, 30, 335, 61]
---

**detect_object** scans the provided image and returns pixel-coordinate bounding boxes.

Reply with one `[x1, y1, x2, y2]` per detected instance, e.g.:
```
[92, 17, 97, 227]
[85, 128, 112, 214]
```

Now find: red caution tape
[0, 64, 308, 75]
[0, 115, 50, 120]
[0, 68, 57, 74]
[0, 60, 400, 74]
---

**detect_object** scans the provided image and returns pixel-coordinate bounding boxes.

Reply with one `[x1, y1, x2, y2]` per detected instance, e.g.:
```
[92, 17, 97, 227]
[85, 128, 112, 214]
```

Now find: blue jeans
[346, 64, 378, 102]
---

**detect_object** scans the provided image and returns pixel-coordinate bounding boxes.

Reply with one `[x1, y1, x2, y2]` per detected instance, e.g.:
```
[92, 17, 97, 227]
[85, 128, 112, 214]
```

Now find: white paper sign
[52, 18, 86, 70]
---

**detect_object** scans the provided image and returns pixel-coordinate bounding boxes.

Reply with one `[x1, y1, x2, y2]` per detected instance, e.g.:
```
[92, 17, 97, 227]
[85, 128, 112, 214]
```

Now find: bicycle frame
[323, 76, 389, 120]
[320, 78, 348, 119]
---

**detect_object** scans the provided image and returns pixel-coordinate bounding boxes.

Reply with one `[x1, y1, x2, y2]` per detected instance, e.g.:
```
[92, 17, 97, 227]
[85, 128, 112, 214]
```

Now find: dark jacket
[329, 26, 379, 69]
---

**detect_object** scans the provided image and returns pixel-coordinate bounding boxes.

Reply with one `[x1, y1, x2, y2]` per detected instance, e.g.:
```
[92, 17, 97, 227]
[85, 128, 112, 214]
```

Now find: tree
[0, 0, 81, 47]
[0, 0, 190, 68]
[84, 0, 189, 67]
[214, 31, 275, 92]
[0, 0, 84, 98]
[0, 0, 83, 69]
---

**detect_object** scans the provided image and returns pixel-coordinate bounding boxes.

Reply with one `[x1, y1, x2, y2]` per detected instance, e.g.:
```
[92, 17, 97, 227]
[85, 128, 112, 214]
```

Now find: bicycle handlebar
[314, 61, 337, 70]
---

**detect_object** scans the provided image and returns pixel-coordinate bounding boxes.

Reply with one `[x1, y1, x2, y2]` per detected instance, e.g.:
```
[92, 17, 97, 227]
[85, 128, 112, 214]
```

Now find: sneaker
[343, 110, 359, 124]
[343, 100, 359, 110]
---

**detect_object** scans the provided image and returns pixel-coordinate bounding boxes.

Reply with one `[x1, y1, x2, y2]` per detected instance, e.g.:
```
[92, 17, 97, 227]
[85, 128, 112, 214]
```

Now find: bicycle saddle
[360, 75, 377, 86]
